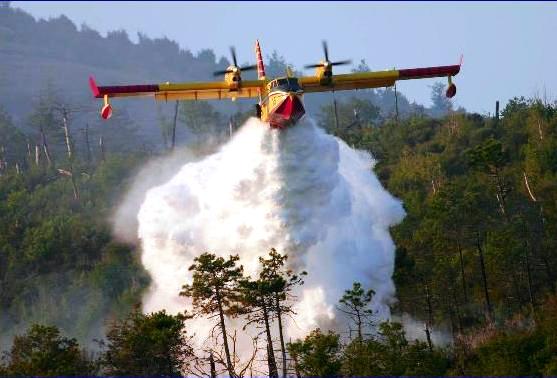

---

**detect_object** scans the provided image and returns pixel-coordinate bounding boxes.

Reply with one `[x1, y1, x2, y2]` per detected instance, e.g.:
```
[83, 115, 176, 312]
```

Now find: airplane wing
[89, 76, 266, 101]
[298, 63, 461, 93]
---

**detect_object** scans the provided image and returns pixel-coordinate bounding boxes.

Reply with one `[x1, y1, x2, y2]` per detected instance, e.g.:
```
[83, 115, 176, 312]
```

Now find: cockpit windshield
[269, 77, 301, 92]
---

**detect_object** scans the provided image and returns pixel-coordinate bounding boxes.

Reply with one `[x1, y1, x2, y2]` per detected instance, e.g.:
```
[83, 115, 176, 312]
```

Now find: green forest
[1, 3, 557, 377]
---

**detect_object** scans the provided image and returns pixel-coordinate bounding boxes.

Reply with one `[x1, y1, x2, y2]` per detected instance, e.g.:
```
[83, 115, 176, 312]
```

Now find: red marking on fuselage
[269, 94, 305, 129]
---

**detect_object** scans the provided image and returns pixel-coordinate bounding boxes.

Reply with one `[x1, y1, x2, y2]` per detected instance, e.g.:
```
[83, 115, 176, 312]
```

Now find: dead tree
[171, 101, 179, 150]
[60, 106, 73, 160]
[39, 123, 54, 167]
[83, 123, 92, 163]
[99, 135, 105, 161]
[35, 145, 41, 166]
[476, 231, 493, 321]
[57, 168, 79, 201]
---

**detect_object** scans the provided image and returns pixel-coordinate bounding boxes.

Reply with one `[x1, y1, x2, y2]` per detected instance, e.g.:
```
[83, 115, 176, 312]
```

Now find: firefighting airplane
[89, 40, 462, 129]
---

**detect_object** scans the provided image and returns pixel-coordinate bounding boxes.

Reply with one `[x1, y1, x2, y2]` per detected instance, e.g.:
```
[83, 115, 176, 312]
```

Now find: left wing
[299, 63, 461, 93]
[89, 77, 265, 101]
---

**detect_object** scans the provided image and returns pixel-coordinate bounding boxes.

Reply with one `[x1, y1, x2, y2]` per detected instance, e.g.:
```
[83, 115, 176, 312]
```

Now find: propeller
[304, 41, 352, 69]
[213, 47, 257, 76]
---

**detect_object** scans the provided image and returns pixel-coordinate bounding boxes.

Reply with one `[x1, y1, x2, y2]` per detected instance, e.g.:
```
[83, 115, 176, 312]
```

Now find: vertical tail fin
[255, 39, 266, 80]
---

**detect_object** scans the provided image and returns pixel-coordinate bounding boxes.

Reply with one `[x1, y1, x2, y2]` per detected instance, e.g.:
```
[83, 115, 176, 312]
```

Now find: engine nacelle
[446, 83, 457, 98]
[101, 103, 113, 120]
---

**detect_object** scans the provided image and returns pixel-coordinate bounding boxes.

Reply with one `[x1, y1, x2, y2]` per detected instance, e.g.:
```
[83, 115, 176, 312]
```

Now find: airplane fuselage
[89, 40, 461, 128]
[258, 76, 305, 129]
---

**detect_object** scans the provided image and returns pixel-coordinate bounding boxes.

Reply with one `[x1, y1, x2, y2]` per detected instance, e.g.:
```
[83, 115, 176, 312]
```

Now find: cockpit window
[269, 77, 301, 91]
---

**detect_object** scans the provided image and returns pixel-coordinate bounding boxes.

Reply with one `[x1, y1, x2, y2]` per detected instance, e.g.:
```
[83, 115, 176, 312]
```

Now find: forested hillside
[2, 91, 556, 374]
[1, 3, 556, 376]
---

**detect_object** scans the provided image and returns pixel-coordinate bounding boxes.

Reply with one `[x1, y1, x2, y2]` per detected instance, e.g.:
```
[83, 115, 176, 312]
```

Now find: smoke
[395, 313, 453, 347]
[119, 117, 405, 365]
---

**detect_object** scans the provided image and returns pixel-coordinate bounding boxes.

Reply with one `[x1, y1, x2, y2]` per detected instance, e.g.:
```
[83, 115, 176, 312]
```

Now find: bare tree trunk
[0, 146, 5, 172]
[69, 169, 79, 201]
[537, 119, 544, 140]
[424, 282, 434, 351]
[522, 223, 536, 319]
[171, 101, 178, 151]
[263, 301, 278, 378]
[84, 123, 92, 163]
[457, 237, 468, 304]
[355, 311, 364, 342]
[61, 107, 73, 160]
[209, 352, 216, 378]
[274, 294, 288, 378]
[451, 286, 463, 333]
[493, 167, 508, 219]
[525, 245, 535, 316]
[35, 144, 40, 166]
[99, 135, 105, 161]
[40, 125, 53, 167]
[291, 351, 302, 378]
[476, 231, 492, 320]
[332, 90, 339, 130]
[541, 253, 556, 291]
[216, 292, 235, 378]
[394, 81, 399, 124]
[523, 171, 537, 202]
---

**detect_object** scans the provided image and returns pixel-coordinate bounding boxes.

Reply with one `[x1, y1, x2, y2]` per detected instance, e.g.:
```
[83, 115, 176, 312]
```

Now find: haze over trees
[1, 3, 557, 376]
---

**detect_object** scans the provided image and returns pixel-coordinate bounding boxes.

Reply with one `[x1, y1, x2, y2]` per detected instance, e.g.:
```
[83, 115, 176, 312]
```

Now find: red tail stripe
[255, 40, 266, 79]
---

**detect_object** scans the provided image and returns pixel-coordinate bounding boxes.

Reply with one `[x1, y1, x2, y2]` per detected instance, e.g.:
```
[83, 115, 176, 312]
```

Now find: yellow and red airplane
[89, 40, 461, 129]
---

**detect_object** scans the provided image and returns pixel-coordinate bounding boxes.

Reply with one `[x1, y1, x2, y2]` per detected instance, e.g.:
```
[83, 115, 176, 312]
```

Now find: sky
[13, 1, 557, 113]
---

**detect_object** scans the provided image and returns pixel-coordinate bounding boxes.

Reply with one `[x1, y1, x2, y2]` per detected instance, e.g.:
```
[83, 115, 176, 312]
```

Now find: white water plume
[134, 117, 405, 363]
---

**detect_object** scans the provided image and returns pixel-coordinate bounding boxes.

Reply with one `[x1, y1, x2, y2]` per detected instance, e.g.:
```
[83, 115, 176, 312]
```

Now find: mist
[112, 117, 406, 364]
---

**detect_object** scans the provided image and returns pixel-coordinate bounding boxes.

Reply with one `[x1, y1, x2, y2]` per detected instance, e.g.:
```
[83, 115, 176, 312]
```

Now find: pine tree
[259, 248, 306, 378]
[180, 253, 243, 377]
[337, 282, 377, 341]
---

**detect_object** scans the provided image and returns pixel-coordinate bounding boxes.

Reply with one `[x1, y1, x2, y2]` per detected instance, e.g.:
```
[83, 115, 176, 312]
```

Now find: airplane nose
[269, 93, 306, 128]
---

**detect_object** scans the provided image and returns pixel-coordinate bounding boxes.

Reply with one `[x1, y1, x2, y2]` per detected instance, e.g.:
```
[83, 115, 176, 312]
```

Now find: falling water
[134, 117, 405, 366]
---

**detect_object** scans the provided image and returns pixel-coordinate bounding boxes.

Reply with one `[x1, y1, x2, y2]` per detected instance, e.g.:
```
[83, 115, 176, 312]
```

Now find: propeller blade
[304, 63, 324, 69]
[230, 46, 238, 67]
[322, 40, 329, 62]
[240, 64, 257, 71]
[331, 60, 352, 66]
[213, 69, 232, 77]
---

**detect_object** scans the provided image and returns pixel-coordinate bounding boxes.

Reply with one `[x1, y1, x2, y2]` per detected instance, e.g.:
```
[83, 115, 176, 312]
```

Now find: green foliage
[180, 252, 244, 376]
[458, 293, 557, 375]
[429, 81, 453, 117]
[0, 149, 149, 346]
[180, 253, 244, 317]
[340, 321, 449, 376]
[320, 96, 557, 375]
[179, 101, 224, 137]
[318, 96, 380, 132]
[287, 329, 342, 377]
[258, 248, 307, 311]
[2, 324, 95, 376]
[466, 137, 508, 173]
[337, 282, 376, 340]
[100, 309, 193, 376]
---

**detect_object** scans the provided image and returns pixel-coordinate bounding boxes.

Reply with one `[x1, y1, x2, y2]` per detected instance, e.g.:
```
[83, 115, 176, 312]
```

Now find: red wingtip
[89, 76, 100, 98]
